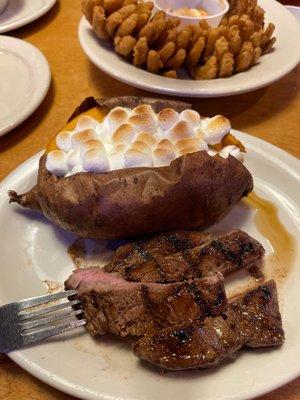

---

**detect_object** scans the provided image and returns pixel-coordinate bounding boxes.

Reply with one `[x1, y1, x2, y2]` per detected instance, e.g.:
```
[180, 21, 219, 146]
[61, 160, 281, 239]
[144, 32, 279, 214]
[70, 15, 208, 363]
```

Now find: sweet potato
[9, 97, 253, 240]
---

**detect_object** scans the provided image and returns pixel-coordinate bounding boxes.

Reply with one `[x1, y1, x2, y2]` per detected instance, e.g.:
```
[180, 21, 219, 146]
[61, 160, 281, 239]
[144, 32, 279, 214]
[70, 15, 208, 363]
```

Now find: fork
[0, 290, 86, 353]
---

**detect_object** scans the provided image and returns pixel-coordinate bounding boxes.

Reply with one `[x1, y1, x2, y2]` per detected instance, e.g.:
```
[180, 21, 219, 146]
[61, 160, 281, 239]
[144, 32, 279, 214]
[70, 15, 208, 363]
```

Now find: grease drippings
[245, 192, 295, 281]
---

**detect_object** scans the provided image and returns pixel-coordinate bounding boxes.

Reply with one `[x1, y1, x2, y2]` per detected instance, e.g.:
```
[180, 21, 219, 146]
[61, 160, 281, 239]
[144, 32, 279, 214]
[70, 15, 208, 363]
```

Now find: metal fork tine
[18, 299, 81, 320]
[18, 290, 77, 310]
[20, 309, 84, 331]
[22, 319, 86, 346]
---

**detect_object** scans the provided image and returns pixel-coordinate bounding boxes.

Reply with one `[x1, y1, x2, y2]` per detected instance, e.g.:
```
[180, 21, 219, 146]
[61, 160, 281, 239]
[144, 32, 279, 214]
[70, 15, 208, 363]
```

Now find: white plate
[286, 6, 300, 23]
[0, 0, 56, 33]
[0, 35, 50, 137]
[0, 131, 300, 400]
[78, 0, 300, 97]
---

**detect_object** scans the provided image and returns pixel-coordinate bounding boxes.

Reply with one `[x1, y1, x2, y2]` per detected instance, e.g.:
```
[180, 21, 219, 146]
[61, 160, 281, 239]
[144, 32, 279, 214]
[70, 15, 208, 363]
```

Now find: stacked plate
[0, 0, 56, 137]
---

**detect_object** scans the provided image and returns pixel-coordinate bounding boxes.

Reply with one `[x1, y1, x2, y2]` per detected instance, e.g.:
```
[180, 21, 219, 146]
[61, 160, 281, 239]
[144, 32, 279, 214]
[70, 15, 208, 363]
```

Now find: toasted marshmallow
[76, 115, 98, 131]
[127, 113, 157, 133]
[105, 107, 129, 132]
[153, 148, 176, 167]
[135, 132, 157, 147]
[131, 140, 151, 155]
[176, 137, 208, 153]
[114, 143, 128, 154]
[80, 139, 104, 157]
[83, 148, 110, 173]
[180, 110, 201, 127]
[56, 131, 73, 152]
[157, 139, 175, 151]
[219, 145, 244, 162]
[157, 108, 179, 130]
[112, 123, 136, 145]
[110, 153, 124, 170]
[46, 150, 68, 177]
[132, 105, 153, 115]
[202, 115, 231, 145]
[166, 120, 194, 142]
[70, 165, 84, 175]
[71, 129, 98, 149]
[124, 149, 153, 168]
[67, 149, 81, 170]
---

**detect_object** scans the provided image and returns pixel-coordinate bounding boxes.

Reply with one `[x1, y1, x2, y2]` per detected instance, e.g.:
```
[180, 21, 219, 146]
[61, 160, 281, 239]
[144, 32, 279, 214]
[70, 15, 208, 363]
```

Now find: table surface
[0, 0, 299, 399]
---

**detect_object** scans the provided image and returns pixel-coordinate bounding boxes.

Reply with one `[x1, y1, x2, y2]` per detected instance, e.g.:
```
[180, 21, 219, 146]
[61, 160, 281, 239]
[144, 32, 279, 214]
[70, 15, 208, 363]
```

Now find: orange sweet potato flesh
[46, 106, 107, 153]
[9, 96, 253, 240]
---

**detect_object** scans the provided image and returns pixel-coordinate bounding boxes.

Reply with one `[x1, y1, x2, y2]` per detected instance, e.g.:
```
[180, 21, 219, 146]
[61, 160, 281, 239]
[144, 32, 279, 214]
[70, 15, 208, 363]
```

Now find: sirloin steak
[105, 230, 264, 283]
[65, 269, 226, 337]
[133, 280, 284, 370]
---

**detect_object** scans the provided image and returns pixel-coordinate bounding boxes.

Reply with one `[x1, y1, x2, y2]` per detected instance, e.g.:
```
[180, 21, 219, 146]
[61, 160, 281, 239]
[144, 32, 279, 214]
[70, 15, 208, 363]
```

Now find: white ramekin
[154, 0, 229, 28]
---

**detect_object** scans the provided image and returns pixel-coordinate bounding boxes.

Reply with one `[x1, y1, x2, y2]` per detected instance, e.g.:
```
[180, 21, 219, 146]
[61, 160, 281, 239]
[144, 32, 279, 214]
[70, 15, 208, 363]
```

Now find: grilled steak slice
[133, 280, 284, 370]
[111, 230, 210, 267]
[105, 230, 264, 283]
[65, 268, 226, 337]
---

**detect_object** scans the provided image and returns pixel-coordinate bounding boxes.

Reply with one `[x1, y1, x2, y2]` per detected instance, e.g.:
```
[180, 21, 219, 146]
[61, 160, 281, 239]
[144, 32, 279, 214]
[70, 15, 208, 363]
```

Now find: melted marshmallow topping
[46, 106, 243, 176]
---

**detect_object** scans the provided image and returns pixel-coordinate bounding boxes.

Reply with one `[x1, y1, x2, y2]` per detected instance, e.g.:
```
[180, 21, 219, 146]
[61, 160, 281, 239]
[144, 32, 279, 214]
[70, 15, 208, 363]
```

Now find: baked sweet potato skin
[10, 150, 253, 240]
[9, 96, 253, 240]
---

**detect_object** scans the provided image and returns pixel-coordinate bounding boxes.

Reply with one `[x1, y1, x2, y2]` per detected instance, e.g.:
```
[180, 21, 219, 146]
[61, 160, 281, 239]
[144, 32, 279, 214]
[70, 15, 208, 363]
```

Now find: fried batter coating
[199, 20, 211, 31]
[162, 28, 178, 46]
[116, 13, 138, 36]
[238, 15, 254, 41]
[135, 12, 151, 33]
[227, 25, 242, 55]
[162, 70, 177, 79]
[190, 56, 218, 80]
[147, 50, 163, 73]
[260, 23, 275, 48]
[158, 42, 176, 63]
[123, 0, 138, 5]
[135, 1, 153, 14]
[253, 5, 265, 31]
[262, 37, 276, 54]
[155, 18, 180, 46]
[214, 36, 230, 61]
[249, 31, 261, 47]
[188, 36, 205, 66]
[252, 46, 262, 64]
[138, 17, 166, 45]
[204, 28, 221, 58]
[151, 10, 166, 21]
[166, 49, 186, 70]
[93, 6, 110, 39]
[133, 37, 149, 66]
[114, 35, 136, 55]
[219, 52, 234, 77]
[246, 0, 257, 19]
[82, 0, 104, 24]
[176, 27, 192, 50]
[220, 15, 229, 26]
[105, 10, 123, 37]
[104, 0, 126, 15]
[231, 0, 248, 15]
[229, 15, 239, 26]
[235, 41, 254, 72]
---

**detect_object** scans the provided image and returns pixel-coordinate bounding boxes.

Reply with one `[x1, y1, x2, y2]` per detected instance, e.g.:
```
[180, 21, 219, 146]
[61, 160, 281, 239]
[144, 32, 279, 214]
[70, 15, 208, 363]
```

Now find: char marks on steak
[133, 281, 284, 370]
[65, 268, 226, 337]
[105, 230, 264, 283]
[111, 230, 210, 268]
